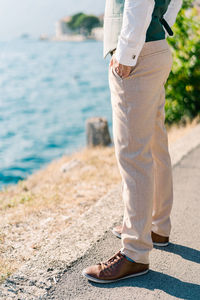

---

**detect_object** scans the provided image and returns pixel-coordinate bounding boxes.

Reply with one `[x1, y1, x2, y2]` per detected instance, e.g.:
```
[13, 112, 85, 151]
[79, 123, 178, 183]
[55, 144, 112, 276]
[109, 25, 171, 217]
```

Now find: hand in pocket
[110, 54, 135, 79]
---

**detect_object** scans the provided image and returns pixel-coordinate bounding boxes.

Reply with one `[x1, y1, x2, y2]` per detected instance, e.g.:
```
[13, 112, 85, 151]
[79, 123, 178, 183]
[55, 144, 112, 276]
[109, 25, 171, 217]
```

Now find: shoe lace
[100, 251, 124, 271]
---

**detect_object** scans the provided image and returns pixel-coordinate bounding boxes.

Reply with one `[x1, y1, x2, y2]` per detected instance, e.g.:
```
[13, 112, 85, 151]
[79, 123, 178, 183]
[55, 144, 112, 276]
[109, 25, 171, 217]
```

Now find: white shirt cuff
[115, 39, 140, 66]
[114, 0, 155, 66]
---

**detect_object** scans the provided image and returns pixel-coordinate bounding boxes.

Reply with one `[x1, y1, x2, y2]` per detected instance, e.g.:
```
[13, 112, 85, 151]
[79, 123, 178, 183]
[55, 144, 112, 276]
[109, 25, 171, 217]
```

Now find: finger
[117, 66, 123, 77]
[121, 67, 132, 78]
[122, 71, 130, 79]
[119, 68, 126, 78]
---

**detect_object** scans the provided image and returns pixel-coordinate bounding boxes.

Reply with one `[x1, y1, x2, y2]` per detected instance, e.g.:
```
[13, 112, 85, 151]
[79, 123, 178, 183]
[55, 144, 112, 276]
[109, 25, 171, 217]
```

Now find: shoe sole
[153, 242, 169, 247]
[111, 229, 169, 247]
[82, 269, 149, 284]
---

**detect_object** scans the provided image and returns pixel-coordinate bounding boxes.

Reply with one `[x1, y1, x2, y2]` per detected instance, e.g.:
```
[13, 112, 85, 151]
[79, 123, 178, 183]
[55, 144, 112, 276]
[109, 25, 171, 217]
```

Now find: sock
[125, 255, 135, 263]
[120, 251, 135, 263]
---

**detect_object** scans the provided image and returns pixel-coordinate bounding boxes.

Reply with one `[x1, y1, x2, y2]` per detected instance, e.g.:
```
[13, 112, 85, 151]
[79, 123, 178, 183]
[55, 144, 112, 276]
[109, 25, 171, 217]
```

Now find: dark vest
[146, 0, 172, 42]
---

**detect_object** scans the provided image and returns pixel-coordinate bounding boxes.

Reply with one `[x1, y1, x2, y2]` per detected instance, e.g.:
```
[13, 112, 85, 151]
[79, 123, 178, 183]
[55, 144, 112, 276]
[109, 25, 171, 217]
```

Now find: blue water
[0, 39, 112, 189]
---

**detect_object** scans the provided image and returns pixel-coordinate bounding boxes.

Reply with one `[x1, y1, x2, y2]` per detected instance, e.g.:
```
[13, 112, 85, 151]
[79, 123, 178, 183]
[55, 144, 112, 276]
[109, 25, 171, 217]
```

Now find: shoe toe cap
[82, 264, 101, 279]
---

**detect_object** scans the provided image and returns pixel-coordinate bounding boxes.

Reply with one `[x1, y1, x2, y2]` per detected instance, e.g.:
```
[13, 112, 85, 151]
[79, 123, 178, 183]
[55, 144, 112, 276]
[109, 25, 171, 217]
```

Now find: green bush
[67, 12, 100, 35]
[67, 13, 85, 31]
[165, 0, 200, 124]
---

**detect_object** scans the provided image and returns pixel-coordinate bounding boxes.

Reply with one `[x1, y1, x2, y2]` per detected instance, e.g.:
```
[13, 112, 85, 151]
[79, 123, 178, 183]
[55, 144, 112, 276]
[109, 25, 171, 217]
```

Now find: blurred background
[0, 0, 199, 190]
[0, 0, 112, 189]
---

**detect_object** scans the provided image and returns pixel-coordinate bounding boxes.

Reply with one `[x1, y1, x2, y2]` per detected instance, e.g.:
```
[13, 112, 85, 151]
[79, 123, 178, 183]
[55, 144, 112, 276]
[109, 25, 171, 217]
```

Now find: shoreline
[0, 118, 199, 284]
[0, 118, 198, 193]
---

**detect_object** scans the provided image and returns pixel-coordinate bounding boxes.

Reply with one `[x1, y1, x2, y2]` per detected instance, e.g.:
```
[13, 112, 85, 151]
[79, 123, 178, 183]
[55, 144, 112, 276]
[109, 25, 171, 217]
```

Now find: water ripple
[0, 39, 111, 189]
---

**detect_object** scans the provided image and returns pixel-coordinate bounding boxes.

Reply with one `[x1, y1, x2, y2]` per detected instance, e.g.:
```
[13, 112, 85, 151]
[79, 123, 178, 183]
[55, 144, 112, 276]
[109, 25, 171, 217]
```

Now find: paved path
[46, 146, 200, 300]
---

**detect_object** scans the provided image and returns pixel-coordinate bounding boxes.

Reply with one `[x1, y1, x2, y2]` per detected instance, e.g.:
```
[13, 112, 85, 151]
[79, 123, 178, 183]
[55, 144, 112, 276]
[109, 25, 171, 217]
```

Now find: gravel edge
[0, 123, 200, 300]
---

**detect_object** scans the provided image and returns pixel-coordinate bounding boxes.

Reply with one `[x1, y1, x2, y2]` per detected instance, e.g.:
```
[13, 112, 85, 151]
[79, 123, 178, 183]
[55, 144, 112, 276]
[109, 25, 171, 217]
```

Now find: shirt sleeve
[163, 0, 183, 29]
[115, 0, 155, 67]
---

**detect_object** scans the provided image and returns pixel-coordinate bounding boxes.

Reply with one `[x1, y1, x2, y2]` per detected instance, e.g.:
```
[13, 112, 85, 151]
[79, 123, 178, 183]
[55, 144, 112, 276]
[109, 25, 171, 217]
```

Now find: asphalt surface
[46, 145, 200, 300]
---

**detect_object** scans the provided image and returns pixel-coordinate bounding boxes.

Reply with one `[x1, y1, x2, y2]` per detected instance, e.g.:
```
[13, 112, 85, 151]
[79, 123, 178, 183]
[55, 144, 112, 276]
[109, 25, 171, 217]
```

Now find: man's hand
[110, 54, 134, 79]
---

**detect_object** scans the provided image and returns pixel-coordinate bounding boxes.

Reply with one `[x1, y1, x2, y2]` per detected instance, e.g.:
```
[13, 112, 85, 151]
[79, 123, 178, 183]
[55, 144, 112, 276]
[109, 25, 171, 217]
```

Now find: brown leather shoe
[112, 225, 169, 246]
[151, 231, 169, 246]
[82, 251, 149, 283]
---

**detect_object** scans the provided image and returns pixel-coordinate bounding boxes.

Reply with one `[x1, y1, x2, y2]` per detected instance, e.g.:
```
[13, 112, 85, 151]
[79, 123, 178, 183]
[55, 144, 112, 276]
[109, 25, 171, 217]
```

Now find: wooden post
[86, 117, 111, 147]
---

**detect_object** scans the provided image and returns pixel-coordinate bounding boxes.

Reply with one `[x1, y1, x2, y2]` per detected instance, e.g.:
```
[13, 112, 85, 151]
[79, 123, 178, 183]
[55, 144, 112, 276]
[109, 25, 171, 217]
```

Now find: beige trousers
[108, 39, 173, 264]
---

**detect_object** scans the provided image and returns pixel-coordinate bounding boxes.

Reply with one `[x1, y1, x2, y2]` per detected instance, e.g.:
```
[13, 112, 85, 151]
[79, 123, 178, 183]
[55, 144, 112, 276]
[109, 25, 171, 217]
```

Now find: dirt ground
[0, 118, 198, 283]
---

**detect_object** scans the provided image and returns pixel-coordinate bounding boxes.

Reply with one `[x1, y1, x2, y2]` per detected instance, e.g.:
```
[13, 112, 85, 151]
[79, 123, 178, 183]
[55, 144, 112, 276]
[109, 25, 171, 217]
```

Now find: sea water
[0, 38, 112, 189]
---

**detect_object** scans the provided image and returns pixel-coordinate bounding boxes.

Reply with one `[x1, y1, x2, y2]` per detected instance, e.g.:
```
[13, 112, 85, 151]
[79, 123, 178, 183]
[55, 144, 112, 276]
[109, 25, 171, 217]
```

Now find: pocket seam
[112, 65, 138, 80]
[111, 66, 122, 80]
[140, 49, 169, 58]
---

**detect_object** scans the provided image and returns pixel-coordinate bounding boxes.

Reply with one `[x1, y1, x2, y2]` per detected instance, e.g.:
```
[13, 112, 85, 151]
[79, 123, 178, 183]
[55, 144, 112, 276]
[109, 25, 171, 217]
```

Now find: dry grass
[0, 146, 120, 216]
[0, 146, 120, 282]
[0, 118, 199, 282]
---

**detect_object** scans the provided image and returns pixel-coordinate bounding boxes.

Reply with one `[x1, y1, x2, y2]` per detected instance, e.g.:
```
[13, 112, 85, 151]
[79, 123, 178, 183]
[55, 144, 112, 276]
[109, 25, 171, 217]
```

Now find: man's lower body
[82, 39, 173, 282]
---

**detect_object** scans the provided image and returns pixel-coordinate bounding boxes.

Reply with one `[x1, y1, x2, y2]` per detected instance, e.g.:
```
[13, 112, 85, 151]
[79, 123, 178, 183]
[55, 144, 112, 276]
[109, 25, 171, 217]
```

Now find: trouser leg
[151, 88, 173, 237]
[108, 40, 172, 264]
